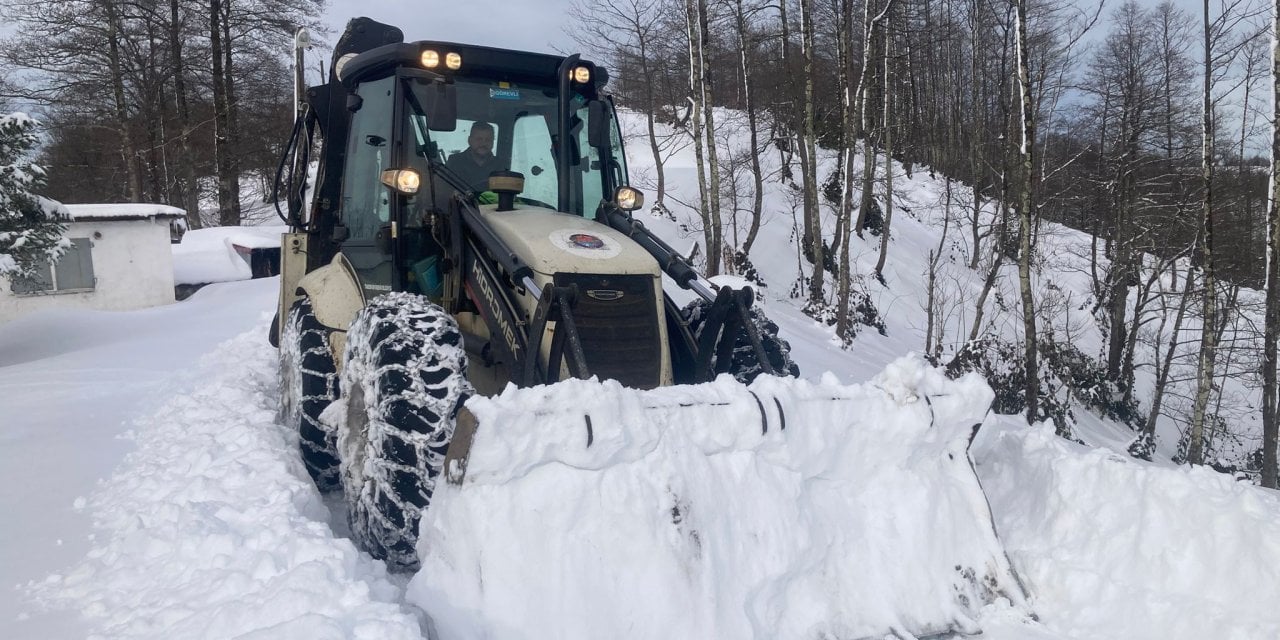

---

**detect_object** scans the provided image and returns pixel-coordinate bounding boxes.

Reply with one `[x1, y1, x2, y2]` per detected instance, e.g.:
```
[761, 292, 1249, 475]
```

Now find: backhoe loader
[272, 18, 1027, 638]
[272, 16, 797, 569]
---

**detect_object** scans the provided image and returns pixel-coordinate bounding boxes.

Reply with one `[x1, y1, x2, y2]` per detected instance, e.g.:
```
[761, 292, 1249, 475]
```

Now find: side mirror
[587, 100, 609, 148]
[613, 186, 644, 211]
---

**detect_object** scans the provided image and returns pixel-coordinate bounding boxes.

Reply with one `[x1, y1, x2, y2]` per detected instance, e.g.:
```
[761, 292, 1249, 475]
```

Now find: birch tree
[1262, 0, 1280, 487]
[799, 0, 825, 305]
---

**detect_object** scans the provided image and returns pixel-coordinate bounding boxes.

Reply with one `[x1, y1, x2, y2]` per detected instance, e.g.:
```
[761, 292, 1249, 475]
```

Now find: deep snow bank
[977, 422, 1280, 640]
[409, 356, 1028, 640]
[28, 321, 425, 639]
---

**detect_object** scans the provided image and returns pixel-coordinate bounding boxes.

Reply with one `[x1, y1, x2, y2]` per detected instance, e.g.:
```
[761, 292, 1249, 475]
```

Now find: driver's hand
[477, 191, 498, 205]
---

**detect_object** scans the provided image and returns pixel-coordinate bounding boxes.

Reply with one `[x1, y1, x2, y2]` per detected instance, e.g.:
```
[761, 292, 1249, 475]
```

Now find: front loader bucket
[412, 356, 1028, 639]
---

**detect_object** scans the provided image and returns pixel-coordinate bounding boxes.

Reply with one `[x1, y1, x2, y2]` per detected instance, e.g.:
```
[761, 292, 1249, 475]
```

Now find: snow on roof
[177, 225, 285, 250]
[171, 225, 287, 285]
[64, 203, 186, 221]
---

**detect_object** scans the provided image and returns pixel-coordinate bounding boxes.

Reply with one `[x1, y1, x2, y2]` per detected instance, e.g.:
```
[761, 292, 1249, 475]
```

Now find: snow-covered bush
[946, 336, 1142, 441]
[799, 294, 887, 347]
[1039, 339, 1143, 429]
[0, 113, 67, 284]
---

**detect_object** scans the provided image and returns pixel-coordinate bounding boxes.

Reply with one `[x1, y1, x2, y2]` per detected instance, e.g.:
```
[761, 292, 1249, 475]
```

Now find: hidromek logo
[472, 257, 520, 358]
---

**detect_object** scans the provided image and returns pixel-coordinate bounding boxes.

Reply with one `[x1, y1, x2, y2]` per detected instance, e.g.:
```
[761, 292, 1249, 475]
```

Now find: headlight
[381, 169, 421, 194]
[421, 49, 440, 69]
[571, 65, 591, 83]
[614, 186, 644, 211]
[446, 52, 462, 70]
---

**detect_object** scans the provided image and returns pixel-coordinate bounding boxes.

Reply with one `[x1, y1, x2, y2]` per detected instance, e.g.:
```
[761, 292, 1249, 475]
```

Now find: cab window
[511, 114, 557, 208]
[340, 76, 395, 241]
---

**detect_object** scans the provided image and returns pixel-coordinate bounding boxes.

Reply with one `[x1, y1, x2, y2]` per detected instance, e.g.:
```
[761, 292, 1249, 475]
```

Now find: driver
[446, 122, 506, 193]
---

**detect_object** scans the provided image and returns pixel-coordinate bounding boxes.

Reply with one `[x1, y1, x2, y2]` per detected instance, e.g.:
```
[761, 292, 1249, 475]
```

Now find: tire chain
[281, 298, 341, 490]
[339, 292, 472, 570]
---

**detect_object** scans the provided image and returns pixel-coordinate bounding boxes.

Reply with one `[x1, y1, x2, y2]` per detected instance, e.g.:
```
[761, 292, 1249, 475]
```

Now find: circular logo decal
[570, 233, 605, 249]
[550, 229, 622, 259]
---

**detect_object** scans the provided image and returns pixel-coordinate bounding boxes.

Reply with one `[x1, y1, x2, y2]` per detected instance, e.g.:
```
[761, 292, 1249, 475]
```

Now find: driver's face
[468, 129, 494, 155]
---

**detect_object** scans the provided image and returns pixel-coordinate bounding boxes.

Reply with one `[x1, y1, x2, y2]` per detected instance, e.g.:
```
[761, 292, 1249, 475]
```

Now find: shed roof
[64, 204, 186, 222]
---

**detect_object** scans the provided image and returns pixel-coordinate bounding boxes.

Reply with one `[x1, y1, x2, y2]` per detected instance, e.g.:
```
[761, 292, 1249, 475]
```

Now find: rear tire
[682, 297, 800, 383]
[337, 292, 471, 570]
[280, 297, 341, 491]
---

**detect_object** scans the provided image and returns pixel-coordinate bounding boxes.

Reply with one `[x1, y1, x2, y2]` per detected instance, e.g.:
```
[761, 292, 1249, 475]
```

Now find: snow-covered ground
[7, 276, 1279, 639]
[4, 109, 1280, 638]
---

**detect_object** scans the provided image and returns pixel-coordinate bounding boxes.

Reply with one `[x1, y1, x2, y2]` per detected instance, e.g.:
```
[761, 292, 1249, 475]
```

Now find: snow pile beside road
[28, 321, 424, 639]
[410, 356, 1028, 640]
[977, 422, 1280, 640]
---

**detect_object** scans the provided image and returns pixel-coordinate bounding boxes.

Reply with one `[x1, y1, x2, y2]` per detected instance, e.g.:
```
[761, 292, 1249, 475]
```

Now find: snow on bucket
[409, 355, 1028, 639]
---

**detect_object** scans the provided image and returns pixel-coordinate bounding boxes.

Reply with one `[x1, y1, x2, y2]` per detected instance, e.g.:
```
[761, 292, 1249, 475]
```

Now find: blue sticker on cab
[490, 88, 520, 101]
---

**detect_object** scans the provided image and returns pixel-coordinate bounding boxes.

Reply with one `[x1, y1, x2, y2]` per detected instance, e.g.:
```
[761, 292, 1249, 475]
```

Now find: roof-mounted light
[421, 49, 440, 69]
[445, 52, 462, 70]
[571, 65, 591, 84]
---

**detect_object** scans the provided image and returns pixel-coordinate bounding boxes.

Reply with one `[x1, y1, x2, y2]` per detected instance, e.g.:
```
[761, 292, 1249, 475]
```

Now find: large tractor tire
[280, 297, 341, 491]
[336, 292, 472, 570]
[682, 297, 800, 383]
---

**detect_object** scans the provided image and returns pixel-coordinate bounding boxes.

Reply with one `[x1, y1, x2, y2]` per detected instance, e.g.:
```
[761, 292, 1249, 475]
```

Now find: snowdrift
[28, 321, 425, 639]
[978, 423, 1280, 640]
[409, 356, 1028, 640]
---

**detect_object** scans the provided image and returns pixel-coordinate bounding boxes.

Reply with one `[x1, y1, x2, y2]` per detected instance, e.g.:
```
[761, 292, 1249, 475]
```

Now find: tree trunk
[835, 0, 856, 341]
[1014, 0, 1039, 422]
[210, 0, 238, 226]
[220, 0, 242, 224]
[735, 0, 764, 256]
[926, 177, 954, 358]
[1134, 262, 1195, 459]
[637, 32, 665, 213]
[684, 0, 713, 273]
[968, 243, 1004, 342]
[800, 0, 824, 304]
[1264, 0, 1280, 488]
[169, 0, 202, 229]
[967, 0, 984, 270]
[875, 15, 895, 281]
[1188, 0, 1217, 465]
[103, 0, 143, 202]
[696, 0, 722, 275]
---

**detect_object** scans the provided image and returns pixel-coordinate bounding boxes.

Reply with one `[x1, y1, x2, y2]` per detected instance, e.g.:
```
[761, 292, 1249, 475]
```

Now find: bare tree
[1014, 0, 1039, 420]
[799, 0, 825, 305]
[568, 0, 675, 213]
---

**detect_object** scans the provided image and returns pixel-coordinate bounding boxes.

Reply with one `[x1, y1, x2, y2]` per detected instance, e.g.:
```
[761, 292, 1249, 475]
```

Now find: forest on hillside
[0, 0, 325, 227]
[3, 0, 1280, 485]
[568, 0, 1280, 483]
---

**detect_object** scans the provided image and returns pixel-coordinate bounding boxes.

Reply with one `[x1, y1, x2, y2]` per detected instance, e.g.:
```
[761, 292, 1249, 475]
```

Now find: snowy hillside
[3, 110, 1280, 638]
[619, 108, 1258, 464]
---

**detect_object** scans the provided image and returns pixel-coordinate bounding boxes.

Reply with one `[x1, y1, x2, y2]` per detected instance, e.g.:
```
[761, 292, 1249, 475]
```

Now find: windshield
[406, 76, 625, 218]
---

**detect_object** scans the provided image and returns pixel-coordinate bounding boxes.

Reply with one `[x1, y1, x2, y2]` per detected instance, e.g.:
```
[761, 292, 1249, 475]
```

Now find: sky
[322, 0, 583, 58]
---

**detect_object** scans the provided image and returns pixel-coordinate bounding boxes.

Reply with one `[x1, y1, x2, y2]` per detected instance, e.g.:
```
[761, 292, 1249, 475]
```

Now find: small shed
[0, 203, 186, 323]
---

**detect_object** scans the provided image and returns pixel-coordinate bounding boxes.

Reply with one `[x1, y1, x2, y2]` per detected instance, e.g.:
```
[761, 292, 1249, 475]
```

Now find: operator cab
[331, 36, 633, 300]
